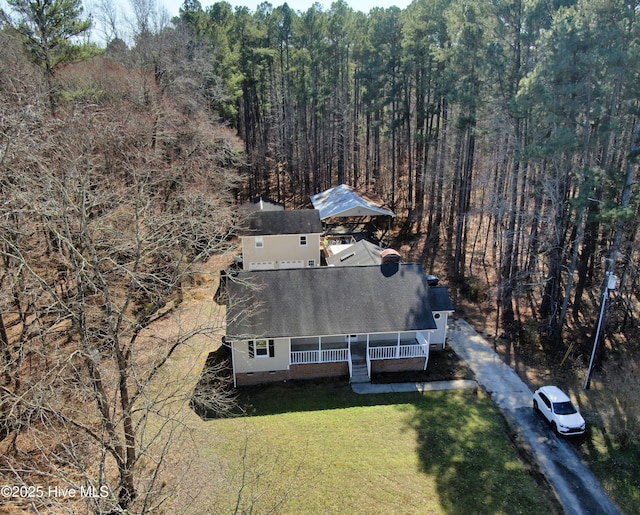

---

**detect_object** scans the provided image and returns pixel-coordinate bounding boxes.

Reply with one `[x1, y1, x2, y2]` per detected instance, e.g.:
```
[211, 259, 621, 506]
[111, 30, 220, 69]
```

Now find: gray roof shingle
[241, 209, 322, 236]
[428, 286, 455, 312]
[326, 240, 383, 266]
[226, 263, 437, 339]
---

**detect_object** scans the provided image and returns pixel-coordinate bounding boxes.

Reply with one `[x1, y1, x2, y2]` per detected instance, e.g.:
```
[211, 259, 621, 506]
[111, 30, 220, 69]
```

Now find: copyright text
[1, 485, 109, 499]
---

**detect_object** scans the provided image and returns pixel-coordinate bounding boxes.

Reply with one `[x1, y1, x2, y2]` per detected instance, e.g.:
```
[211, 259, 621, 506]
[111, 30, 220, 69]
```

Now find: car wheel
[533, 399, 539, 412]
[552, 422, 558, 434]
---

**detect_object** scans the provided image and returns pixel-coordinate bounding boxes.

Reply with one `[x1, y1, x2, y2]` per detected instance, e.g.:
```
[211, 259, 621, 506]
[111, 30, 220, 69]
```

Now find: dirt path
[139, 256, 231, 511]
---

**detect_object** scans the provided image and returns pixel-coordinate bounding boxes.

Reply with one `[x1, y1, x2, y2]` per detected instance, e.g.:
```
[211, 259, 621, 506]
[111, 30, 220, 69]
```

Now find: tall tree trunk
[0, 313, 11, 387]
[499, 130, 521, 327]
[540, 164, 570, 348]
[454, 121, 475, 278]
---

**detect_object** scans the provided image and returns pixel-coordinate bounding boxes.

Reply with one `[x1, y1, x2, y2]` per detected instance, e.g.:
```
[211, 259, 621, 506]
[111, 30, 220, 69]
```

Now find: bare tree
[0, 51, 243, 512]
[90, 0, 123, 45]
[128, 0, 172, 41]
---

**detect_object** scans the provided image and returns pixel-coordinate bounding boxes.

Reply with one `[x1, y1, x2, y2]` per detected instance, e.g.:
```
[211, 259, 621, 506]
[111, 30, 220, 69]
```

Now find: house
[426, 286, 455, 350]
[327, 240, 454, 349]
[239, 209, 323, 271]
[225, 263, 438, 386]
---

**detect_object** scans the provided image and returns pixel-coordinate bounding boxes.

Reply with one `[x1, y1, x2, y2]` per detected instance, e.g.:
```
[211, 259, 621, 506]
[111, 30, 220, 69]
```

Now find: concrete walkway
[353, 318, 622, 515]
[351, 378, 477, 395]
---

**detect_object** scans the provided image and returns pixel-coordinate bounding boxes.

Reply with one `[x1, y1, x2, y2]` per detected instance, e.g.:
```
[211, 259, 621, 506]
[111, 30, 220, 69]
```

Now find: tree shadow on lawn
[192, 360, 558, 515]
[403, 392, 560, 515]
[189, 346, 410, 419]
[191, 345, 473, 418]
[232, 377, 412, 416]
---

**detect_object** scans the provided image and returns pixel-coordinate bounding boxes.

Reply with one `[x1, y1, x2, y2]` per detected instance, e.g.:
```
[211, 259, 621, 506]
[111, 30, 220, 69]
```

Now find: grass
[573, 388, 640, 515]
[150, 261, 635, 514]
[187, 381, 558, 515]
[583, 437, 640, 514]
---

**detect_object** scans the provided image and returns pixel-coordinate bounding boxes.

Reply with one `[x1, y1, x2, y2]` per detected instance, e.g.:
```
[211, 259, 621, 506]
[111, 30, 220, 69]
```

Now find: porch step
[350, 363, 370, 384]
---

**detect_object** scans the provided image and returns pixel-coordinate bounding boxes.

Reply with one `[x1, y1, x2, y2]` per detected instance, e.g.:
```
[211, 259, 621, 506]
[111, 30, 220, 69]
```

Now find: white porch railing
[290, 343, 428, 368]
[290, 348, 349, 365]
[368, 344, 428, 360]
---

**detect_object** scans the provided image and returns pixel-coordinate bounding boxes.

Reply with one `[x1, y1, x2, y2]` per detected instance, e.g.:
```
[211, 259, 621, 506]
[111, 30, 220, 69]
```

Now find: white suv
[533, 386, 586, 436]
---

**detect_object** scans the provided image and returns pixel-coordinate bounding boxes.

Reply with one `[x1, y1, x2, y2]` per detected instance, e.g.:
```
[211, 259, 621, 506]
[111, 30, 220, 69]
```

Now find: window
[434, 313, 441, 320]
[299, 235, 307, 246]
[539, 393, 551, 410]
[255, 236, 264, 248]
[255, 339, 268, 357]
[248, 339, 274, 358]
[553, 401, 577, 415]
[308, 259, 316, 267]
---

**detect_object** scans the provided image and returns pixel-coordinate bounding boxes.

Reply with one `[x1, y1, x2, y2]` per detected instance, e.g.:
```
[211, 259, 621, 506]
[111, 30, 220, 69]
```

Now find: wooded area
[174, 0, 640, 355]
[0, 0, 243, 511]
[1, 0, 639, 512]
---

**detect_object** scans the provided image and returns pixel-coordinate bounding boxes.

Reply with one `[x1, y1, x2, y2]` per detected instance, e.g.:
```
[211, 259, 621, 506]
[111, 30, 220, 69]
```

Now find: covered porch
[289, 331, 431, 382]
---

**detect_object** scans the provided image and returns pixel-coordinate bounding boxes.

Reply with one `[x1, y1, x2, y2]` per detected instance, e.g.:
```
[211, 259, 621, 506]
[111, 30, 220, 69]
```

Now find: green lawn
[197, 382, 557, 514]
[576, 417, 640, 514]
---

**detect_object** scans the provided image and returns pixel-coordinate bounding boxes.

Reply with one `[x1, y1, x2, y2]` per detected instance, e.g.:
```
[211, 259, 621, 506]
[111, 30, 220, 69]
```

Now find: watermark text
[1, 484, 109, 499]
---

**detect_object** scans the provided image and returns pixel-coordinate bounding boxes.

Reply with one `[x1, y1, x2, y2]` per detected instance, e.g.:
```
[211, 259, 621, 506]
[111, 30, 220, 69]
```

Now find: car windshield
[553, 401, 577, 415]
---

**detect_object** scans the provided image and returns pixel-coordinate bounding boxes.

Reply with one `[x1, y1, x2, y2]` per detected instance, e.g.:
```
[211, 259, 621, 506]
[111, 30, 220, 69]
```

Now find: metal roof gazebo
[310, 184, 396, 220]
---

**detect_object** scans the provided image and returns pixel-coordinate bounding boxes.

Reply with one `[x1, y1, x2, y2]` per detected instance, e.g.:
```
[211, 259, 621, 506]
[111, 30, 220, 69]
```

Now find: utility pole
[583, 271, 618, 390]
[583, 125, 639, 389]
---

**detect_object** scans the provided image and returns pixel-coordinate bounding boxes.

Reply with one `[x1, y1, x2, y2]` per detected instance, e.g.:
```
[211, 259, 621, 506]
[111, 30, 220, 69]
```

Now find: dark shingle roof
[226, 264, 437, 339]
[241, 209, 322, 236]
[428, 286, 455, 312]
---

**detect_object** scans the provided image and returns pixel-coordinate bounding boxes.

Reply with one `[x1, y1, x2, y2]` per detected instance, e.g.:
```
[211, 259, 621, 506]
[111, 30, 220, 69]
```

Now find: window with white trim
[255, 236, 264, 248]
[299, 235, 307, 246]
[248, 339, 274, 358]
[308, 259, 316, 267]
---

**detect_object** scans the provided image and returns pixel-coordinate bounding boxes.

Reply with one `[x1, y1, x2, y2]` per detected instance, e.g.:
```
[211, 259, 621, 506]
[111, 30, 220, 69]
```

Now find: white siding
[280, 260, 304, 269]
[430, 311, 451, 346]
[241, 233, 321, 270]
[248, 261, 275, 270]
[232, 338, 290, 373]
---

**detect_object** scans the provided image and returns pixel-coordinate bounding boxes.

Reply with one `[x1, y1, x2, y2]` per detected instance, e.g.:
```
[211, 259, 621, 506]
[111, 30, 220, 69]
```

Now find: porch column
[417, 331, 430, 370]
[231, 340, 237, 387]
[366, 334, 371, 377]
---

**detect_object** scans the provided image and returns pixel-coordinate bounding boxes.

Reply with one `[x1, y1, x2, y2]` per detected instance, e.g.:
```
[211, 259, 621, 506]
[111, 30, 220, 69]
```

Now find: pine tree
[5, 0, 93, 113]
